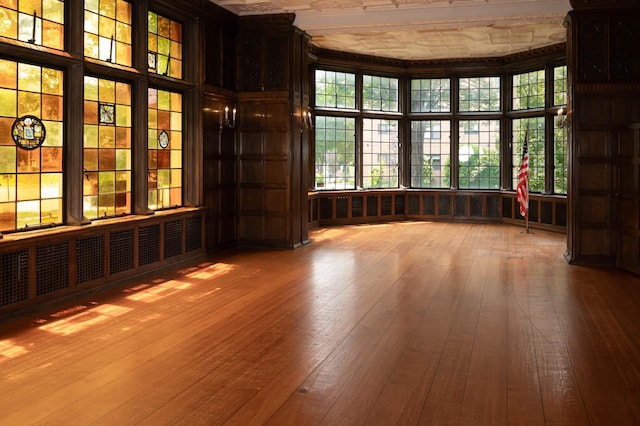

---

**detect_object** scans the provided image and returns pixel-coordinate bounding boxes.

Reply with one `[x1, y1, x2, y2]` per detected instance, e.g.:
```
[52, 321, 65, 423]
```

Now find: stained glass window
[83, 76, 131, 219]
[148, 88, 182, 210]
[0, 0, 64, 50]
[0, 59, 64, 231]
[84, 0, 132, 67]
[148, 11, 182, 79]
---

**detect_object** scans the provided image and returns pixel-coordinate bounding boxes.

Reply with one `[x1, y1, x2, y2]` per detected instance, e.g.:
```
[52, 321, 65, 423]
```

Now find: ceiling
[208, 0, 571, 61]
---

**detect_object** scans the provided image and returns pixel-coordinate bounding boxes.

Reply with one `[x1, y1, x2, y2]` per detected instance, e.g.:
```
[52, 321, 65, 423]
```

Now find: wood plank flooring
[1, 222, 640, 425]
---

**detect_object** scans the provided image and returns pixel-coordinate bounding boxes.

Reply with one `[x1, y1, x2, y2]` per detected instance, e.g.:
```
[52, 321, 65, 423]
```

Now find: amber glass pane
[0, 7, 18, 40]
[41, 172, 62, 198]
[0, 148, 16, 172]
[42, 67, 63, 95]
[17, 149, 40, 173]
[17, 91, 40, 116]
[19, 0, 40, 14]
[16, 199, 39, 228]
[18, 63, 41, 92]
[0, 202, 16, 231]
[43, 0, 63, 23]
[0, 89, 17, 116]
[43, 120, 62, 146]
[0, 175, 17, 201]
[0, 59, 17, 89]
[17, 173, 40, 200]
[41, 147, 62, 171]
[0, 119, 15, 146]
[41, 94, 62, 120]
[148, 11, 182, 79]
[42, 20, 63, 50]
[41, 198, 61, 223]
[84, 76, 131, 219]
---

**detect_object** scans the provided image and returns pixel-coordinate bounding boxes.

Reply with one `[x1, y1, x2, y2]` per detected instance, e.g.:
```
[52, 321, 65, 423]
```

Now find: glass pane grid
[83, 76, 131, 220]
[513, 117, 545, 193]
[410, 78, 450, 112]
[363, 75, 398, 112]
[459, 77, 500, 112]
[84, 0, 132, 67]
[0, 0, 64, 50]
[0, 59, 63, 232]
[363, 118, 399, 189]
[410, 120, 451, 188]
[315, 70, 356, 109]
[554, 123, 568, 194]
[458, 120, 500, 189]
[554, 65, 568, 106]
[513, 70, 545, 110]
[148, 88, 182, 210]
[148, 11, 182, 79]
[314, 116, 356, 190]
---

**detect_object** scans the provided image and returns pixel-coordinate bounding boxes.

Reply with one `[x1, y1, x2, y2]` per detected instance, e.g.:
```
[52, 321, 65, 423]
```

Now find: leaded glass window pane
[362, 118, 399, 188]
[513, 117, 545, 193]
[410, 120, 451, 188]
[148, 87, 182, 210]
[315, 70, 356, 109]
[513, 70, 545, 110]
[459, 77, 500, 112]
[315, 116, 356, 190]
[148, 11, 182, 79]
[410, 79, 451, 112]
[83, 76, 131, 219]
[0, 58, 64, 232]
[458, 120, 500, 189]
[0, 0, 64, 50]
[363, 75, 398, 112]
[84, 0, 132, 67]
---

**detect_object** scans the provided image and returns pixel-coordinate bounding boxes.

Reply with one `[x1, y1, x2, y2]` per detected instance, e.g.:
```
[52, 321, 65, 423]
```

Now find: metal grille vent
[139, 224, 161, 266]
[394, 195, 405, 215]
[110, 229, 134, 275]
[352, 196, 363, 217]
[36, 242, 69, 296]
[381, 195, 392, 215]
[367, 196, 377, 216]
[164, 220, 183, 259]
[336, 197, 348, 218]
[77, 235, 105, 285]
[1, 250, 28, 307]
[185, 216, 202, 252]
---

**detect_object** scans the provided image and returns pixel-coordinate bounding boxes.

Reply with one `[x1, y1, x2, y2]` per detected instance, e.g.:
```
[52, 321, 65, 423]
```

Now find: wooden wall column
[565, 0, 640, 270]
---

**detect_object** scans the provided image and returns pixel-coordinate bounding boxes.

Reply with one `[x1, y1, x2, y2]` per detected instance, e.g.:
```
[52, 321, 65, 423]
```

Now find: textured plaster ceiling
[209, 0, 571, 60]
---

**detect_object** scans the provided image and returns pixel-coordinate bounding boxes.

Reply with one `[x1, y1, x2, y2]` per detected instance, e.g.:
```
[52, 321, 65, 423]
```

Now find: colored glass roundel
[12, 115, 47, 150]
[158, 130, 169, 149]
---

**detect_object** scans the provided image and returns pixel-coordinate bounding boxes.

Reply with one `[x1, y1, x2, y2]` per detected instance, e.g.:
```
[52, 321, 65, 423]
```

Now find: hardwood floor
[1, 222, 640, 425]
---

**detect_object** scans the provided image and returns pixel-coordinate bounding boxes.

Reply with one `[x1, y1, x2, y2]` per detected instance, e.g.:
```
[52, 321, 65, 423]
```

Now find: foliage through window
[554, 66, 567, 106]
[0, 59, 63, 231]
[363, 75, 398, 112]
[459, 77, 500, 112]
[315, 70, 356, 109]
[411, 78, 450, 112]
[513, 70, 545, 110]
[513, 117, 545, 193]
[410, 120, 450, 188]
[362, 119, 399, 188]
[315, 116, 356, 190]
[458, 120, 500, 189]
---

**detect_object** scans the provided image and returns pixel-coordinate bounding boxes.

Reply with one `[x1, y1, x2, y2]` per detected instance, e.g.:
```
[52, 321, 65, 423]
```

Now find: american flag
[516, 128, 529, 217]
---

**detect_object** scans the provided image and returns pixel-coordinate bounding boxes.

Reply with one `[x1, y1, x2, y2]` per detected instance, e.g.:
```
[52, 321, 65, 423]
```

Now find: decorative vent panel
[139, 225, 160, 266]
[352, 196, 363, 217]
[367, 196, 377, 216]
[36, 242, 69, 296]
[1, 250, 28, 307]
[110, 229, 134, 275]
[487, 196, 500, 217]
[77, 235, 105, 284]
[423, 195, 435, 215]
[502, 197, 513, 218]
[320, 197, 332, 219]
[438, 195, 451, 216]
[470, 196, 483, 217]
[185, 216, 202, 252]
[454, 196, 466, 216]
[556, 202, 567, 226]
[381, 195, 392, 216]
[395, 195, 405, 215]
[541, 201, 553, 225]
[164, 220, 183, 259]
[336, 197, 348, 218]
